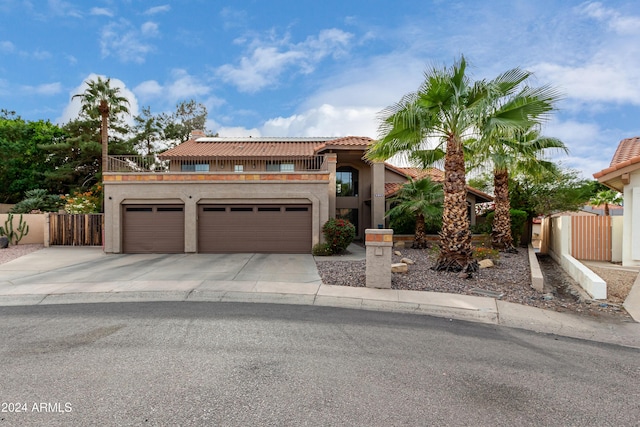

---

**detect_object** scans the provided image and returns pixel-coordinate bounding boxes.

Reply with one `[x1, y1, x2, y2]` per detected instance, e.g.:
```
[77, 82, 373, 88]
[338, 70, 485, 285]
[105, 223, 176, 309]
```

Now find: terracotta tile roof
[610, 136, 640, 166]
[385, 182, 404, 197]
[159, 136, 374, 159]
[159, 137, 334, 158]
[391, 166, 445, 181]
[315, 136, 374, 151]
[594, 136, 640, 180]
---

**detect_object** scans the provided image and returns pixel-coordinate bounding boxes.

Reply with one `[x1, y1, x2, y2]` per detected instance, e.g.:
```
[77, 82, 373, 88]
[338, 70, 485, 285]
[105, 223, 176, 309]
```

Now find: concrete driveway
[0, 247, 322, 288]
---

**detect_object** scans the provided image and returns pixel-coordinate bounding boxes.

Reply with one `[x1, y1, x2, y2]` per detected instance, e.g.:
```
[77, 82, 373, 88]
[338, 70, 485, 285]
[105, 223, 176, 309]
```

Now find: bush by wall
[322, 218, 356, 254]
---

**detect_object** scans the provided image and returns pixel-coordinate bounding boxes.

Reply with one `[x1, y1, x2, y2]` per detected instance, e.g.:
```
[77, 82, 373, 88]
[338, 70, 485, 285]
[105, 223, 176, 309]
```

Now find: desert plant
[472, 246, 500, 263]
[0, 213, 30, 245]
[322, 218, 356, 254]
[10, 189, 64, 213]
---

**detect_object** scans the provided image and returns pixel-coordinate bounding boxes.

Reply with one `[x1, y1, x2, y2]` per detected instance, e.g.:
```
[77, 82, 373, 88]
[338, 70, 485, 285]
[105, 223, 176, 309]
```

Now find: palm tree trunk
[413, 213, 428, 249]
[491, 168, 516, 252]
[435, 135, 477, 273]
[604, 203, 610, 216]
[99, 100, 109, 177]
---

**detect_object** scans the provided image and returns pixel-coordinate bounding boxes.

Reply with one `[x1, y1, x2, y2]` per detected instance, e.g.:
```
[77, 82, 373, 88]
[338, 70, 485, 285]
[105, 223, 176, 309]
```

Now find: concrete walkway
[1, 246, 639, 349]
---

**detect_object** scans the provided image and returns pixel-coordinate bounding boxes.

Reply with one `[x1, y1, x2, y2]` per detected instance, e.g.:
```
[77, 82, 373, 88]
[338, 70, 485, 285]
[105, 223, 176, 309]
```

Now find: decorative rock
[400, 257, 415, 265]
[0, 236, 8, 249]
[394, 251, 402, 256]
[391, 263, 408, 273]
[478, 259, 494, 269]
[394, 241, 405, 248]
[543, 293, 554, 301]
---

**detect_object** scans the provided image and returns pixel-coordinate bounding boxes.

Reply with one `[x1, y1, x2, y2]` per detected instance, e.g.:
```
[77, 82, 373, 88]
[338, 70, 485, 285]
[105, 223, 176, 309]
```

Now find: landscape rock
[400, 257, 415, 265]
[478, 259, 494, 269]
[394, 251, 402, 256]
[394, 241, 405, 248]
[391, 263, 408, 273]
[0, 237, 8, 249]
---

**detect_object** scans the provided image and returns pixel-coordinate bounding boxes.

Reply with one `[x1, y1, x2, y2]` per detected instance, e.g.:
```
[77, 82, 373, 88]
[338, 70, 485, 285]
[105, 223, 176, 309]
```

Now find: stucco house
[593, 136, 640, 267]
[102, 131, 491, 254]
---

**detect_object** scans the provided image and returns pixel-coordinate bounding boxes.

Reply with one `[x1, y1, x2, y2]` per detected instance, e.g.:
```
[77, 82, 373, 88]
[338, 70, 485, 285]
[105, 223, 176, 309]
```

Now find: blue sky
[1, 0, 639, 178]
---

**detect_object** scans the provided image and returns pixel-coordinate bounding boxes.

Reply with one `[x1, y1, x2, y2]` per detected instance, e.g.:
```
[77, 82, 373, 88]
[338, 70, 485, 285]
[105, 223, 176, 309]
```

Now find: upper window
[336, 166, 358, 197]
[234, 164, 244, 172]
[266, 162, 295, 172]
[181, 163, 210, 172]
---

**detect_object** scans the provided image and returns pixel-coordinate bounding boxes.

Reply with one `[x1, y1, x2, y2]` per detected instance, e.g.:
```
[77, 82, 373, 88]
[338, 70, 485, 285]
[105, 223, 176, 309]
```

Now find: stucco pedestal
[365, 228, 393, 289]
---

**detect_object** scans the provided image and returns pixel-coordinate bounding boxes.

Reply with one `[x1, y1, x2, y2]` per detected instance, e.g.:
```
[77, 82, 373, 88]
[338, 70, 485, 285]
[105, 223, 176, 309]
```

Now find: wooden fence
[49, 213, 103, 246]
[571, 215, 611, 261]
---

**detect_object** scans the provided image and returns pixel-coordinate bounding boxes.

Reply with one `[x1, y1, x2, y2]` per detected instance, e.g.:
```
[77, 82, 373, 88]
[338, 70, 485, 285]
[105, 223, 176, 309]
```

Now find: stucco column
[326, 153, 337, 220]
[184, 197, 197, 253]
[365, 228, 393, 288]
[371, 161, 385, 229]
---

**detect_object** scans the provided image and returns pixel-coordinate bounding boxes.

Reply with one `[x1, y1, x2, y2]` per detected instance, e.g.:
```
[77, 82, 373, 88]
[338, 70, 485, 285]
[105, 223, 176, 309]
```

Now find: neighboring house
[582, 204, 623, 216]
[103, 131, 490, 254]
[593, 136, 640, 267]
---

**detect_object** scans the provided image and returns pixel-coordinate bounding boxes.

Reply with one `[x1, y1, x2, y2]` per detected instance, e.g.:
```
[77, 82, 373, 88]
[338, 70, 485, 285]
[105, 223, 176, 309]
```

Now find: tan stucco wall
[103, 176, 330, 253]
[0, 213, 45, 245]
[622, 170, 640, 266]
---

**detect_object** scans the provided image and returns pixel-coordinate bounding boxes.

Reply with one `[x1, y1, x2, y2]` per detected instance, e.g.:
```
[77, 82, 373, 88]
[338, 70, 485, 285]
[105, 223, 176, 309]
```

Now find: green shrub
[322, 218, 356, 254]
[312, 242, 333, 256]
[486, 209, 528, 244]
[389, 209, 442, 235]
[11, 189, 64, 213]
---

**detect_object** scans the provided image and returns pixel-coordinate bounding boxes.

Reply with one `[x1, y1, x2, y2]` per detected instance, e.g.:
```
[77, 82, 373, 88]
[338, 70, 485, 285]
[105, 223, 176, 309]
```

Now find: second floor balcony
[106, 155, 329, 174]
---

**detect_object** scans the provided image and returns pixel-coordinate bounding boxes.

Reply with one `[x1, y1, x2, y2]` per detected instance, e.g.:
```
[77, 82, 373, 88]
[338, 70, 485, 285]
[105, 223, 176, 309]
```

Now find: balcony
[106, 155, 329, 173]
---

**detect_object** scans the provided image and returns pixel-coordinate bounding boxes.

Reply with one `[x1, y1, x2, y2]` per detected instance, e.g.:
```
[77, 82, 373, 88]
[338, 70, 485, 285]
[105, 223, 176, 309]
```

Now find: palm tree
[469, 128, 567, 252]
[387, 177, 443, 249]
[367, 56, 559, 273]
[73, 76, 130, 176]
[590, 190, 623, 216]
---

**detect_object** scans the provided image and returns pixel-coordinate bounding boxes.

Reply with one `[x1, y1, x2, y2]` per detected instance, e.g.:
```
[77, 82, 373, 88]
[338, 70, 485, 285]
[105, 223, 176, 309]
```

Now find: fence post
[44, 212, 50, 247]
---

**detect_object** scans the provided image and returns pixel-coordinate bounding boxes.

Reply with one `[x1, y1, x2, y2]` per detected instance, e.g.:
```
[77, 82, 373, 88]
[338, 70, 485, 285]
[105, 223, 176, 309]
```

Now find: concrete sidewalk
[1, 247, 639, 349]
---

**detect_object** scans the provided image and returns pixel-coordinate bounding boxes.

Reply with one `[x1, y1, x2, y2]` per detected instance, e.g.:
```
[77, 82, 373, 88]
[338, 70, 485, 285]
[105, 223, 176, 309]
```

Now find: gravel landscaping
[317, 245, 637, 322]
[0, 244, 43, 265]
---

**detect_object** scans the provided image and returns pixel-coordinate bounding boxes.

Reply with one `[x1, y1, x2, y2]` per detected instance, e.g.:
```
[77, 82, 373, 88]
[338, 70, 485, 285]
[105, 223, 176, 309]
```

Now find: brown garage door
[122, 205, 184, 253]
[198, 204, 312, 253]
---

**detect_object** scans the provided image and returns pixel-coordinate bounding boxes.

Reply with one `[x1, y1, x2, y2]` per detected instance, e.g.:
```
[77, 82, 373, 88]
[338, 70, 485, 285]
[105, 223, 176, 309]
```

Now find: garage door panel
[198, 204, 311, 253]
[123, 205, 184, 253]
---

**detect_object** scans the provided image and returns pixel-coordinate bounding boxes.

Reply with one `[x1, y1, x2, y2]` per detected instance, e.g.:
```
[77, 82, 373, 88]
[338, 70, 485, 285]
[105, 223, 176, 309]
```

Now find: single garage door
[198, 204, 312, 253]
[122, 204, 184, 253]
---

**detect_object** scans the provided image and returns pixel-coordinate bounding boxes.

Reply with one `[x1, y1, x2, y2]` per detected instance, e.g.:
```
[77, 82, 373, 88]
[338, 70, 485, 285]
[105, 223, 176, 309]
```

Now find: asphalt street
[1, 302, 639, 426]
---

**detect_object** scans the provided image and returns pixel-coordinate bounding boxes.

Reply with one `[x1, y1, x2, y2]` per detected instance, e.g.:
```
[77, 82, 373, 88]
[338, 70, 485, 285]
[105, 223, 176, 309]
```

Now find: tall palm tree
[387, 177, 443, 249]
[367, 56, 559, 273]
[73, 76, 130, 176]
[469, 128, 567, 252]
[590, 190, 623, 216]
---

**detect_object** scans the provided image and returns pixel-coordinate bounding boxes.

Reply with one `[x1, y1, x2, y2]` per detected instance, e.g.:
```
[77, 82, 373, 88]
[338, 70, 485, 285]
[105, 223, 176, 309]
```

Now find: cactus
[0, 213, 30, 246]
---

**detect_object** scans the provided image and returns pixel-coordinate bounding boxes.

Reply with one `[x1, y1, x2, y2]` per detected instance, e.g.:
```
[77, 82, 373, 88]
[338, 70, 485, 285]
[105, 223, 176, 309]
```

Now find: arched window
[336, 166, 359, 197]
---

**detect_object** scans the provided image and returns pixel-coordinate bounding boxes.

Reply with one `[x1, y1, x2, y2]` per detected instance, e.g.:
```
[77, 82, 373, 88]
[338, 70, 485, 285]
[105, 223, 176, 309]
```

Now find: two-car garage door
[122, 203, 312, 254]
[198, 204, 311, 253]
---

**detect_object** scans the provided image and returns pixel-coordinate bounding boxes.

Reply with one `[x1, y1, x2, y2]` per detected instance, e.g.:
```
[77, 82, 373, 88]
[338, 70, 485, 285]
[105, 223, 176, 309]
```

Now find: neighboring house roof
[158, 135, 374, 159]
[383, 164, 493, 203]
[594, 136, 640, 190]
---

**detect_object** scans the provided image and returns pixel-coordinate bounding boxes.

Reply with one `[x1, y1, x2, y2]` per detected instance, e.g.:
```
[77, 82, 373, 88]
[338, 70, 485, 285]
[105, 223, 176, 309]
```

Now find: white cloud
[141, 21, 159, 37]
[22, 82, 62, 95]
[579, 2, 640, 35]
[216, 28, 353, 93]
[90, 7, 113, 17]
[100, 19, 159, 63]
[57, 74, 139, 125]
[0, 40, 15, 53]
[47, 0, 81, 18]
[532, 2, 640, 107]
[133, 69, 218, 107]
[262, 104, 377, 138]
[144, 5, 170, 15]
